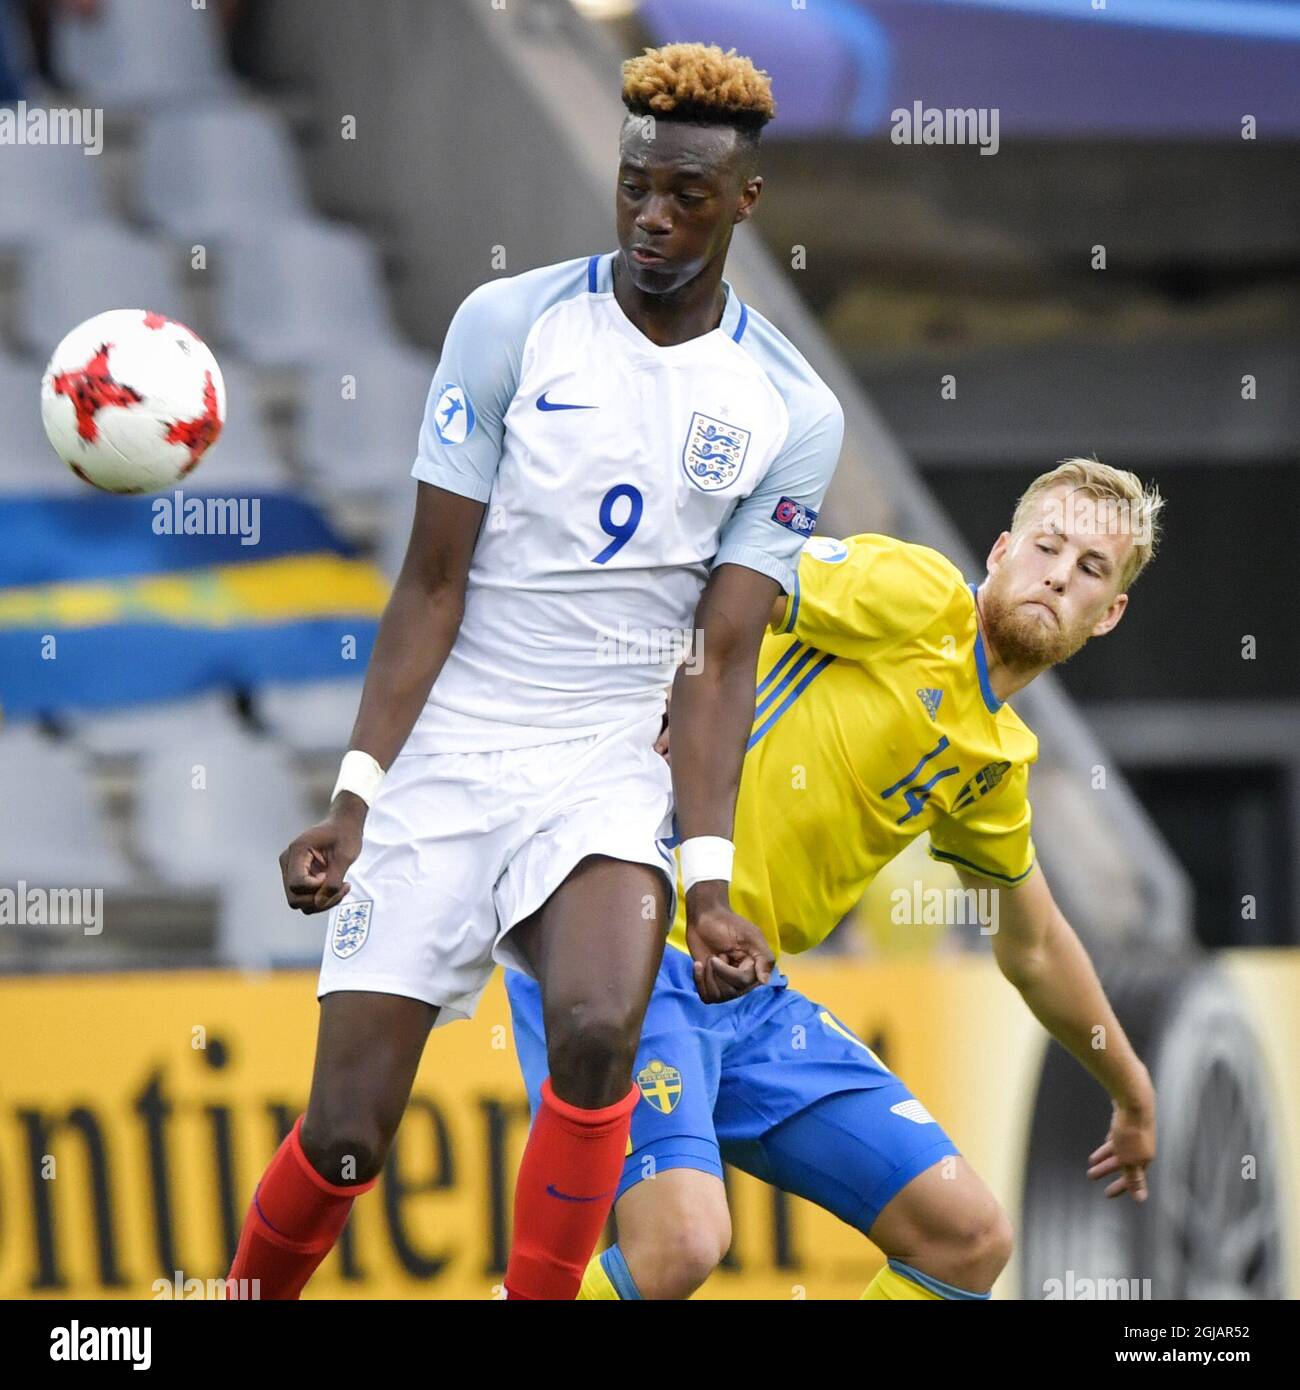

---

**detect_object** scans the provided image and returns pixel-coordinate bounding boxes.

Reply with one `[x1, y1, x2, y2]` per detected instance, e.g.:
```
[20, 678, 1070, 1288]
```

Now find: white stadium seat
[299, 349, 434, 499]
[219, 221, 402, 368]
[135, 726, 311, 891]
[255, 677, 365, 756]
[137, 105, 311, 242]
[0, 355, 82, 494]
[0, 726, 135, 889]
[16, 224, 184, 358]
[0, 139, 114, 253]
[52, 0, 232, 109]
[194, 362, 292, 491]
[68, 691, 247, 759]
[216, 865, 327, 970]
[377, 483, 419, 581]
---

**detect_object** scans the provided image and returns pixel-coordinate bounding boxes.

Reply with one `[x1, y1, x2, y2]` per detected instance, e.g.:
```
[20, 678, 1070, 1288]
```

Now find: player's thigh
[511, 853, 669, 1031]
[317, 748, 522, 1024]
[303, 991, 438, 1162]
[506, 946, 728, 1202]
[499, 710, 675, 1034]
[729, 1083, 959, 1236]
[866, 1153, 1006, 1263]
[715, 990, 959, 1234]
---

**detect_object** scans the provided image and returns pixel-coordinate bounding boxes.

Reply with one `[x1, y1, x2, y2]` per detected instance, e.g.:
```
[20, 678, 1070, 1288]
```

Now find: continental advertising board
[1, 954, 1294, 1300]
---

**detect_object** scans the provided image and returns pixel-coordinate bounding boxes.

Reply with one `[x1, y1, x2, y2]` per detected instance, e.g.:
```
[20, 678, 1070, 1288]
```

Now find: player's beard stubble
[980, 569, 1096, 673]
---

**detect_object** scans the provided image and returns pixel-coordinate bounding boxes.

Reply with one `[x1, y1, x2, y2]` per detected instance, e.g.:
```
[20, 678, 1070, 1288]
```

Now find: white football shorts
[316, 710, 675, 1026]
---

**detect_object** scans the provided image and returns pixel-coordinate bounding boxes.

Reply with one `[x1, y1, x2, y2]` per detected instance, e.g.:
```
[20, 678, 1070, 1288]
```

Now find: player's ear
[1091, 591, 1128, 637]
[734, 175, 762, 224]
[986, 530, 1011, 572]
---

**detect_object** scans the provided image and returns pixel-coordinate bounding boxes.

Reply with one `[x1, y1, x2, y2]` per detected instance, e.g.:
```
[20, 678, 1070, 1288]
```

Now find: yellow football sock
[862, 1263, 943, 1300]
[578, 1252, 620, 1300]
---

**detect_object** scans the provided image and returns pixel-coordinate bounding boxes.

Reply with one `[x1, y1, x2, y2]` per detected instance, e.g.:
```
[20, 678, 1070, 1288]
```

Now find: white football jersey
[406, 251, 844, 752]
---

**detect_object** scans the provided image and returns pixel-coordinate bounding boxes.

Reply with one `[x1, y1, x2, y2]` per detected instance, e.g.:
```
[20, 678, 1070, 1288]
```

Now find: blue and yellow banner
[0, 492, 388, 718]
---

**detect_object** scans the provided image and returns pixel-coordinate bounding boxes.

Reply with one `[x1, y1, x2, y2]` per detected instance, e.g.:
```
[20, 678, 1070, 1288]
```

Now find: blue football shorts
[506, 946, 959, 1235]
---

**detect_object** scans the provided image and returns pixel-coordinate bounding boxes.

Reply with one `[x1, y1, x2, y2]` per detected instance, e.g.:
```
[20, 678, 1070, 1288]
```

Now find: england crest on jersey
[681, 411, 751, 491]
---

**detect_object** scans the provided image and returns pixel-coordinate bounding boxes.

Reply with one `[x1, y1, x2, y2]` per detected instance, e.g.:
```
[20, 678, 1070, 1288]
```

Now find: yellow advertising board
[1, 953, 1295, 1300]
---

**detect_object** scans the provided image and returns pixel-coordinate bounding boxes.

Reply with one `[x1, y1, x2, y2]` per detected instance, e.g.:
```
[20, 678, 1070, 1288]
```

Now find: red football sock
[225, 1114, 378, 1300]
[504, 1077, 639, 1301]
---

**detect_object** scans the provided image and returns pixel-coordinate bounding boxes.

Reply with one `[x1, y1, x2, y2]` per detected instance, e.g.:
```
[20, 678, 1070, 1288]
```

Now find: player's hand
[279, 799, 365, 915]
[685, 894, 775, 1004]
[1087, 1096, 1156, 1202]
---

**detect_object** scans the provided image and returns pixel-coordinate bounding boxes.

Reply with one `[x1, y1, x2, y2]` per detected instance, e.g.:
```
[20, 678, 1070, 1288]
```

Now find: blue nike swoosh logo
[537, 391, 597, 411]
[546, 1183, 614, 1203]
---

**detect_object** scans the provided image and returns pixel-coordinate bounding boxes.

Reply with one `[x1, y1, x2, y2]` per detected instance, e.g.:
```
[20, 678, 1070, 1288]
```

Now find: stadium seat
[377, 484, 419, 580]
[68, 690, 247, 759]
[196, 362, 292, 491]
[216, 865, 327, 970]
[51, 0, 233, 110]
[255, 676, 365, 755]
[137, 105, 312, 242]
[0, 139, 114, 253]
[0, 356, 82, 494]
[135, 727, 311, 890]
[15, 225, 184, 358]
[0, 726, 135, 889]
[299, 349, 434, 499]
[219, 222, 403, 368]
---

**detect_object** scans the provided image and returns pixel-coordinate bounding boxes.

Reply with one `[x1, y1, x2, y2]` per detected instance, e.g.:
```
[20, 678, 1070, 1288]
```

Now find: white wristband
[679, 836, 735, 893]
[331, 750, 385, 807]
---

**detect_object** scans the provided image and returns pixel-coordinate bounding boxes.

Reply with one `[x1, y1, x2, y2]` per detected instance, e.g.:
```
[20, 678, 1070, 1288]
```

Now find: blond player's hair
[1013, 457, 1164, 591]
[621, 43, 776, 131]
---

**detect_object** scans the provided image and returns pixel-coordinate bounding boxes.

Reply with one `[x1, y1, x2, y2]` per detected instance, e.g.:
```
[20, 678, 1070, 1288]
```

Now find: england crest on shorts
[681, 411, 751, 491]
[331, 900, 372, 959]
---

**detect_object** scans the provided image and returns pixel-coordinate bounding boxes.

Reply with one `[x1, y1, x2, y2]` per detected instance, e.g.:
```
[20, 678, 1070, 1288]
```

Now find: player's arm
[280, 485, 481, 915]
[281, 279, 521, 915]
[959, 863, 1156, 1201]
[676, 387, 844, 1002]
[672, 562, 784, 1001]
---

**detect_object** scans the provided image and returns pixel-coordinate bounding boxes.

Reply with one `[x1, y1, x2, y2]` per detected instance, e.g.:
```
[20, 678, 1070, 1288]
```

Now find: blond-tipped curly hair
[621, 43, 775, 132]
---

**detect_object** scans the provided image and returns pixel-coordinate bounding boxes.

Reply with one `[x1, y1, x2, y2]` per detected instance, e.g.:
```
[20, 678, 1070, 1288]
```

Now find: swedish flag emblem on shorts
[636, 1059, 683, 1114]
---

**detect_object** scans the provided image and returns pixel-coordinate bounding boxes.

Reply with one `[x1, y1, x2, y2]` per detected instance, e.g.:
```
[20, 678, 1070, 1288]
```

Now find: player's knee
[545, 1004, 640, 1105]
[930, 1199, 1015, 1290]
[299, 1116, 389, 1187]
[626, 1205, 731, 1299]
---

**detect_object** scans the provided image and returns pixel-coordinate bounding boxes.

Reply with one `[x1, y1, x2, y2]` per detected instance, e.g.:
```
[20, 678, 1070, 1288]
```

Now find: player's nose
[636, 198, 673, 233]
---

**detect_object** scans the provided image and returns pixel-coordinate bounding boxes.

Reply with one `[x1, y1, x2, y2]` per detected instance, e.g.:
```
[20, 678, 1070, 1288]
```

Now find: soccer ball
[40, 309, 226, 494]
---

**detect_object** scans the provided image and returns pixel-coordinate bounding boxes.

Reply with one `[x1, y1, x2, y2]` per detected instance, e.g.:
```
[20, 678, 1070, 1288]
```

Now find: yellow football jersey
[668, 533, 1039, 958]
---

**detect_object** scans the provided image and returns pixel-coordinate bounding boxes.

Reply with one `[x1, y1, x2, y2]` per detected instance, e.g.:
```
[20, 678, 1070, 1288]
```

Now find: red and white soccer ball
[40, 309, 226, 494]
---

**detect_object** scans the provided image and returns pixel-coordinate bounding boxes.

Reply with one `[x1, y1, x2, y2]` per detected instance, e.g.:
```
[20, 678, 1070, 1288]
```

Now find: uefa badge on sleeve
[331, 900, 373, 959]
[432, 384, 475, 445]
